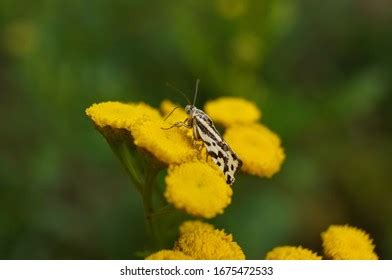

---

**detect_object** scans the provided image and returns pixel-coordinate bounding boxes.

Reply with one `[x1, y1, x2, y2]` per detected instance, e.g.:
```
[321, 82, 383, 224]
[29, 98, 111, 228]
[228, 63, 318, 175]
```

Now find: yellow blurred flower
[231, 33, 263, 67]
[3, 20, 40, 57]
[204, 97, 261, 127]
[265, 246, 322, 260]
[145, 250, 193, 260]
[165, 161, 232, 218]
[174, 222, 245, 260]
[215, 0, 248, 19]
[321, 225, 378, 260]
[179, 220, 215, 236]
[224, 123, 285, 177]
[85, 101, 161, 130]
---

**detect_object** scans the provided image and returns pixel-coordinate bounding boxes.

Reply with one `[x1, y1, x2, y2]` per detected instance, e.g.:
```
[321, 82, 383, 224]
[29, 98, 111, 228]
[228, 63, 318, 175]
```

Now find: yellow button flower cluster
[86, 99, 381, 260]
[146, 220, 245, 260]
[265, 224, 378, 260]
[86, 100, 232, 218]
[86, 101, 195, 165]
[86, 96, 285, 219]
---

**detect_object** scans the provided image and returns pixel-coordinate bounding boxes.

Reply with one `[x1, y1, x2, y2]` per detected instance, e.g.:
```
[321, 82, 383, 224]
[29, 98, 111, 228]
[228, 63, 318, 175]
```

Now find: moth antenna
[193, 79, 200, 106]
[163, 106, 181, 121]
[166, 82, 191, 105]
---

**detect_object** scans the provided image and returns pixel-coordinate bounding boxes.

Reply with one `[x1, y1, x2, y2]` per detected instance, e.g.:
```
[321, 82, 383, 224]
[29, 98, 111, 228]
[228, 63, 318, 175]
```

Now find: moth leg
[161, 118, 191, 130]
[192, 139, 197, 148]
[183, 118, 193, 129]
[161, 121, 185, 130]
[198, 142, 204, 153]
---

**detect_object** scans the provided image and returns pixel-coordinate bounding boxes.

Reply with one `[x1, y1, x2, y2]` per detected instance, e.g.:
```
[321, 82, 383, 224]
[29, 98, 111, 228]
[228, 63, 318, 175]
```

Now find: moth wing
[222, 144, 242, 185]
[214, 141, 242, 185]
[195, 123, 242, 185]
[198, 112, 215, 128]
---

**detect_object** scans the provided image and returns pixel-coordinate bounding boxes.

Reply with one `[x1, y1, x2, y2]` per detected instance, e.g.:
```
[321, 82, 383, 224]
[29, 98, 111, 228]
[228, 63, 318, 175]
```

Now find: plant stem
[148, 204, 175, 218]
[141, 163, 161, 249]
[111, 142, 143, 192]
[98, 127, 170, 252]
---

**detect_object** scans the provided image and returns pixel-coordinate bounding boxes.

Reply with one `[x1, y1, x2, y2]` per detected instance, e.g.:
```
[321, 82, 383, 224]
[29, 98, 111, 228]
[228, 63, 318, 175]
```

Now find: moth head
[185, 105, 194, 115]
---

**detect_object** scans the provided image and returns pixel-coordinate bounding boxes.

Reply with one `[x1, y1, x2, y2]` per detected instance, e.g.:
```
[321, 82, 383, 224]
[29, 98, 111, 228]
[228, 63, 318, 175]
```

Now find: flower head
[265, 246, 322, 260]
[85, 101, 161, 130]
[179, 220, 215, 236]
[147, 221, 244, 260]
[165, 161, 232, 218]
[86, 101, 196, 165]
[131, 118, 196, 165]
[145, 250, 193, 260]
[174, 223, 245, 260]
[224, 123, 285, 177]
[204, 97, 261, 127]
[321, 225, 378, 260]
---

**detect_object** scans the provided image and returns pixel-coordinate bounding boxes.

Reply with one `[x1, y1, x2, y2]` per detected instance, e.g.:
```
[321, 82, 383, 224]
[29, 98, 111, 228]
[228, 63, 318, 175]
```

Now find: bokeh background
[1, 0, 391, 259]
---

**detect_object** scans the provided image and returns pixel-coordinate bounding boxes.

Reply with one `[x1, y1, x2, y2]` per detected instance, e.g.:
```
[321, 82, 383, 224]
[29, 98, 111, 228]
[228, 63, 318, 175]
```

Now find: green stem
[141, 164, 161, 249]
[97, 127, 173, 252]
[111, 142, 143, 192]
[148, 204, 175, 218]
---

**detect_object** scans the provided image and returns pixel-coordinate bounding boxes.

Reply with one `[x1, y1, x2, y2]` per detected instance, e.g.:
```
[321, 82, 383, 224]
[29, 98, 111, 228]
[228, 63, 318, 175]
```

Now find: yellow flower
[165, 161, 232, 218]
[224, 123, 285, 177]
[145, 250, 193, 260]
[265, 246, 322, 260]
[215, 0, 248, 19]
[3, 20, 40, 57]
[160, 99, 189, 124]
[179, 220, 215, 236]
[86, 101, 197, 165]
[204, 97, 261, 127]
[231, 33, 263, 67]
[85, 101, 161, 130]
[321, 225, 378, 260]
[131, 118, 196, 165]
[148, 221, 244, 260]
[174, 226, 245, 260]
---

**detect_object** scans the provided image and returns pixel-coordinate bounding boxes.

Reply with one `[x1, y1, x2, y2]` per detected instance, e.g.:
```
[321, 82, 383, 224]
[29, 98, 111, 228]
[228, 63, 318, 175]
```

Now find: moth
[163, 80, 242, 185]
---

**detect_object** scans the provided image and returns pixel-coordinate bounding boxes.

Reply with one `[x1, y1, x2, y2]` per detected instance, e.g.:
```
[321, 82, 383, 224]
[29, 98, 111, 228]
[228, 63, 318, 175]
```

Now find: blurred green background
[1, 0, 391, 259]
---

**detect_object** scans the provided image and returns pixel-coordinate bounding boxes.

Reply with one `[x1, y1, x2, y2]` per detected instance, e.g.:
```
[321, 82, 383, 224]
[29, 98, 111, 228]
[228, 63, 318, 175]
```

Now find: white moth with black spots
[163, 80, 242, 185]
